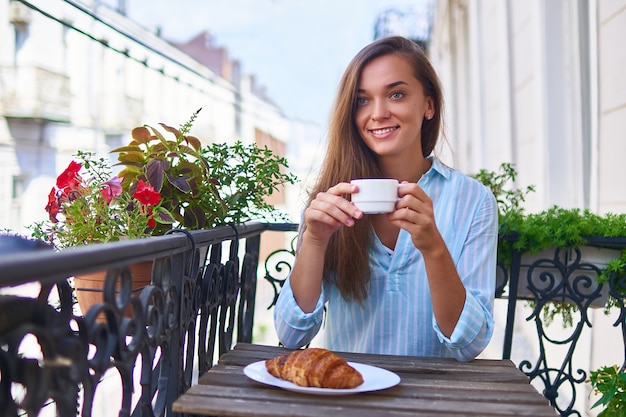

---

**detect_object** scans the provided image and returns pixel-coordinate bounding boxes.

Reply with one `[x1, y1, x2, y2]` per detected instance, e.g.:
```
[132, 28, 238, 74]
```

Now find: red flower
[37, 151, 172, 248]
[101, 176, 123, 204]
[133, 180, 160, 228]
[133, 180, 161, 206]
[45, 188, 61, 222]
[146, 207, 156, 228]
[45, 160, 84, 220]
[56, 161, 82, 195]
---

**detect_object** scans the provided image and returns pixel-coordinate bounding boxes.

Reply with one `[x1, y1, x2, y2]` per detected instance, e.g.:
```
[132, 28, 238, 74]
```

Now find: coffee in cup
[350, 179, 399, 214]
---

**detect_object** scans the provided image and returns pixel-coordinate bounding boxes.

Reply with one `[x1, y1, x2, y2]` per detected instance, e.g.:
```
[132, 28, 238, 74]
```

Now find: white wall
[431, 0, 616, 215]
[430, 1, 626, 415]
[597, 0, 626, 215]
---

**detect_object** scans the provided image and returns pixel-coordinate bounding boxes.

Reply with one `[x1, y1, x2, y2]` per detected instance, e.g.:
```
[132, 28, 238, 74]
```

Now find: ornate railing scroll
[498, 235, 626, 417]
[0, 222, 270, 417]
[263, 223, 299, 310]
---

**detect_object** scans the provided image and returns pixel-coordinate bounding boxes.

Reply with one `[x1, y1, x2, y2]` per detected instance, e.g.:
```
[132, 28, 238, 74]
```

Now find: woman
[274, 36, 498, 361]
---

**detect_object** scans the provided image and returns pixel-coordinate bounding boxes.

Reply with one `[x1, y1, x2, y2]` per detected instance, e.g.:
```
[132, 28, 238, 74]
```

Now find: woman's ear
[425, 97, 435, 120]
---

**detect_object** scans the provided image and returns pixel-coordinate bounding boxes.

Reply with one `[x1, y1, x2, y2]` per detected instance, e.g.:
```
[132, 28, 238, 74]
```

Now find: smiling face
[354, 53, 434, 164]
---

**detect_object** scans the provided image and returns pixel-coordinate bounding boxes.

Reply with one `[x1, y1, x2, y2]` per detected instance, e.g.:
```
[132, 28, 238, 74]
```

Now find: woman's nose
[371, 100, 390, 120]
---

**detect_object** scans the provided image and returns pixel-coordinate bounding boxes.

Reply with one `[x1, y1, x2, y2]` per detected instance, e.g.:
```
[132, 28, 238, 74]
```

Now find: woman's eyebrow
[357, 80, 409, 93]
[386, 81, 409, 89]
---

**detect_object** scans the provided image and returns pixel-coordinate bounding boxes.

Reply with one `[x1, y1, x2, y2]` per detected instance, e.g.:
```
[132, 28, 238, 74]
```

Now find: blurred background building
[374, 4, 433, 52]
[0, 0, 291, 236]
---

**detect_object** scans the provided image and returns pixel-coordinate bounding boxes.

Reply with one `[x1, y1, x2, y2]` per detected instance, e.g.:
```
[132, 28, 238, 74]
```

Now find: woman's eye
[356, 97, 368, 106]
[390, 91, 404, 100]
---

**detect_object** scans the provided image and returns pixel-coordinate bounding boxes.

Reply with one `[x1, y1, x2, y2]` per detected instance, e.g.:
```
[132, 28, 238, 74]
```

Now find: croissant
[265, 347, 364, 389]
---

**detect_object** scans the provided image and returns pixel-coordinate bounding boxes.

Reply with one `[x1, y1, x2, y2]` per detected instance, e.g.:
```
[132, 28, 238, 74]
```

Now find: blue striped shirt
[274, 158, 498, 361]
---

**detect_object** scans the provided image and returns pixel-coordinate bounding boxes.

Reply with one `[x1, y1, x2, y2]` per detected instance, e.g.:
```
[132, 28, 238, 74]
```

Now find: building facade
[0, 0, 290, 234]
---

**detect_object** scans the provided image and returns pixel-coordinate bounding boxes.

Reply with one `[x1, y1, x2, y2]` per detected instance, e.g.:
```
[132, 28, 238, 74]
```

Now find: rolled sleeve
[432, 290, 494, 361]
[432, 180, 497, 361]
[273, 278, 325, 349]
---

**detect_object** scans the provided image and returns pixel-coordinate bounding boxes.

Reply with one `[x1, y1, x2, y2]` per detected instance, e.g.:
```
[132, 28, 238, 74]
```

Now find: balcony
[0, 223, 624, 416]
[0, 65, 71, 122]
[99, 93, 143, 130]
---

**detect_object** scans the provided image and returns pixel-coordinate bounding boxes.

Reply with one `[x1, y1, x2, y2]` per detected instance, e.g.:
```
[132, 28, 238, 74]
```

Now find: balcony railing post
[238, 233, 262, 343]
[502, 248, 522, 360]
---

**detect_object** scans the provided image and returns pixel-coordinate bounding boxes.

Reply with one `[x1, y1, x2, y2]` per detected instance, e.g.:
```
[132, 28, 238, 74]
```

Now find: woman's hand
[303, 182, 363, 246]
[388, 181, 445, 254]
[290, 182, 362, 313]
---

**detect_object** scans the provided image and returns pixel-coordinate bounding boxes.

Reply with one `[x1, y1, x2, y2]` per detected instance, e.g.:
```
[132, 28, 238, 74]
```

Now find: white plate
[243, 360, 400, 395]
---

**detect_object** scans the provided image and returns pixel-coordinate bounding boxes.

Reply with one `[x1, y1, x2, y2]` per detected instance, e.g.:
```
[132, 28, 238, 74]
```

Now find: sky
[122, 0, 432, 128]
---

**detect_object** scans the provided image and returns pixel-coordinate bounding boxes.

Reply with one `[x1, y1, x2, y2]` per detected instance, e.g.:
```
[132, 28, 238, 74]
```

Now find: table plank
[173, 384, 557, 416]
[173, 343, 558, 417]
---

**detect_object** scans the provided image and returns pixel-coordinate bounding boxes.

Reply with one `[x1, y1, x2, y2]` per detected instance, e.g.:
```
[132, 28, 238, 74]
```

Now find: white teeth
[371, 127, 395, 135]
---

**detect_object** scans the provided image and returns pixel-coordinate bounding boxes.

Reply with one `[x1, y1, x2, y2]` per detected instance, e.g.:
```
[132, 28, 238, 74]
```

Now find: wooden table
[173, 343, 557, 417]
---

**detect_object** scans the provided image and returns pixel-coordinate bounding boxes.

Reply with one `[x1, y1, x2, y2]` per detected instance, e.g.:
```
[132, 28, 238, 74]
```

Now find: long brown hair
[307, 36, 444, 303]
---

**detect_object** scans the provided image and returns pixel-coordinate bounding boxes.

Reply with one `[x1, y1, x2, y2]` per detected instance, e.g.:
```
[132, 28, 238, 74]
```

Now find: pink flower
[101, 176, 123, 204]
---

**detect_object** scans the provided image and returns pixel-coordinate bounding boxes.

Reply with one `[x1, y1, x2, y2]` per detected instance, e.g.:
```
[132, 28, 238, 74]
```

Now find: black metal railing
[0, 222, 286, 417]
[1, 225, 625, 417]
[494, 235, 626, 416]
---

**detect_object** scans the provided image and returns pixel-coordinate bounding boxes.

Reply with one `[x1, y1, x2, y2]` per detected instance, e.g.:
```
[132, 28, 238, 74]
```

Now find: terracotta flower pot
[73, 260, 153, 322]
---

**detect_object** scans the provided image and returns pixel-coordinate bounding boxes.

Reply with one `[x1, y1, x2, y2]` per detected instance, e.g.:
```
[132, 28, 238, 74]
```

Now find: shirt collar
[424, 156, 451, 181]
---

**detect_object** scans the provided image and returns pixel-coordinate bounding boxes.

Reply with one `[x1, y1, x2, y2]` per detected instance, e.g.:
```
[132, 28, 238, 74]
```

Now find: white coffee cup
[350, 179, 399, 214]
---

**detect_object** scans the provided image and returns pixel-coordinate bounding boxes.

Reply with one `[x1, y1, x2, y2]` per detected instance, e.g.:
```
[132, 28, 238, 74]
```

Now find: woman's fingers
[397, 182, 430, 204]
[315, 188, 361, 220]
[389, 182, 439, 251]
[303, 183, 363, 241]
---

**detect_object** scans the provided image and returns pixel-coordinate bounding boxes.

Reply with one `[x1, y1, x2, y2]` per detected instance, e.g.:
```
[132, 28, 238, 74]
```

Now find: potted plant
[29, 150, 172, 317]
[472, 163, 626, 325]
[112, 108, 297, 233]
[30, 109, 298, 318]
[589, 364, 626, 417]
[29, 150, 170, 249]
